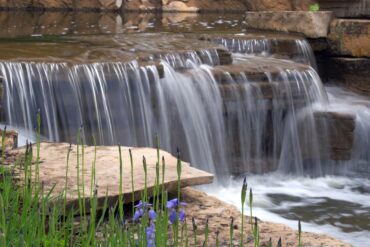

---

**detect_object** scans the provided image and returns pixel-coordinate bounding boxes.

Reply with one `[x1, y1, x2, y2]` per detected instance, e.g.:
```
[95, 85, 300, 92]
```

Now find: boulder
[245, 11, 334, 38]
[162, 1, 198, 12]
[328, 19, 370, 58]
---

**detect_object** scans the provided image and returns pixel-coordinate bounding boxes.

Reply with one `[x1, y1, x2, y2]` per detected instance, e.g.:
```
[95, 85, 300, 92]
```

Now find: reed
[0, 125, 305, 246]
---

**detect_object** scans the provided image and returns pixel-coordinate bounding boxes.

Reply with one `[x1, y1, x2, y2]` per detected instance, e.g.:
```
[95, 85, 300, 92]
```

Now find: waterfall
[213, 37, 317, 68]
[0, 49, 332, 178]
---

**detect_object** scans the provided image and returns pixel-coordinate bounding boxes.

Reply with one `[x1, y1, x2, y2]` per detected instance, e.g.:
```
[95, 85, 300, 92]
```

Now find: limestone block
[328, 19, 370, 57]
[6, 143, 213, 209]
[245, 11, 334, 38]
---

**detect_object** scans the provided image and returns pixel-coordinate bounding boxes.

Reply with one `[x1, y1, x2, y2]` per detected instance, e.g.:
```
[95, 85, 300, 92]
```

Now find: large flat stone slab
[245, 11, 334, 38]
[328, 19, 370, 57]
[6, 142, 213, 208]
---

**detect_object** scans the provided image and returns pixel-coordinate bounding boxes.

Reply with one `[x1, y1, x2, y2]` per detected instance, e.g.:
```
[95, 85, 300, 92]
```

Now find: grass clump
[0, 117, 304, 246]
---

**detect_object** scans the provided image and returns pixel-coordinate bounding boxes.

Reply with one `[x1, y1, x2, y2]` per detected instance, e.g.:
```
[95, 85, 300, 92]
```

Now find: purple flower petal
[166, 198, 178, 209]
[179, 209, 186, 222]
[148, 209, 157, 221]
[169, 209, 177, 224]
[133, 208, 143, 222]
[135, 200, 152, 209]
[146, 223, 156, 247]
[135, 200, 143, 208]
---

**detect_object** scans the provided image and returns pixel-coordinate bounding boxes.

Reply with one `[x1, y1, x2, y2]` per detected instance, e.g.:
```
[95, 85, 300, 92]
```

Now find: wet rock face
[245, 11, 334, 38]
[319, 57, 370, 95]
[328, 19, 370, 58]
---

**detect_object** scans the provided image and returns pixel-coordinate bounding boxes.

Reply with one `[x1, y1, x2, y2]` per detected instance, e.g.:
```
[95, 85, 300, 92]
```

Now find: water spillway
[0, 33, 346, 178]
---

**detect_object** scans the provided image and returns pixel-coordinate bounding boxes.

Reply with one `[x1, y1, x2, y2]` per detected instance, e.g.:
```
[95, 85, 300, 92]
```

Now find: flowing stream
[0, 13, 369, 246]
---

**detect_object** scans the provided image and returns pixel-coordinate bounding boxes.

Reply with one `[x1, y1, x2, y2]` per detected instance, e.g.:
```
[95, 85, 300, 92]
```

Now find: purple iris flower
[168, 209, 186, 224]
[179, 209, 186, 222]
[169, 209, 177, 224]
[133, 208, 143, 222]
[166, 198, 187, 209]
[135, 200, 152, 209]
[146, 223, 156, 247]
[148, 209, 157, 221]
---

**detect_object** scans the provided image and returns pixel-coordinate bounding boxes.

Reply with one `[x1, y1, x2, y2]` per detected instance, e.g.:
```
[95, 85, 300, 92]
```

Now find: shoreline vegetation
[0, 118, 350, 246]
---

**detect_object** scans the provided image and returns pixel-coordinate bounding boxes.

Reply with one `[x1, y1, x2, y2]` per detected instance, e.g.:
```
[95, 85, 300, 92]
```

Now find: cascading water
[0, 49, 330, 178]
[212, 36, 317, 68]
[1, 28, 370, 245]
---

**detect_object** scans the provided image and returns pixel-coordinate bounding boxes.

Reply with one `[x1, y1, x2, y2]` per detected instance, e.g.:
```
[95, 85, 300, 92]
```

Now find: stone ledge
[5, 142, 214, 209]
[328, 19, 370, 58]
[245, 11, 334, 38]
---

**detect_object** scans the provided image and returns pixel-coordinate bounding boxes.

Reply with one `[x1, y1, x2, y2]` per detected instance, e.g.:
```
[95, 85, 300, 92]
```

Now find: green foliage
[0, 121, 304, 246]
[309, 3, 320, 12]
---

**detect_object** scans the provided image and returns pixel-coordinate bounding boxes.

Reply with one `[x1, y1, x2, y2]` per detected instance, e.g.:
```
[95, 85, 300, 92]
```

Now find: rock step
[313, 110, 356, 160]
[5, 142, 213, 209]
[245, 11, 334, 39]
[210, 56, 312, 84]
[328, 19, 370, 58]
[137, 47, 233, 68]
[197, 33, 313, 63]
